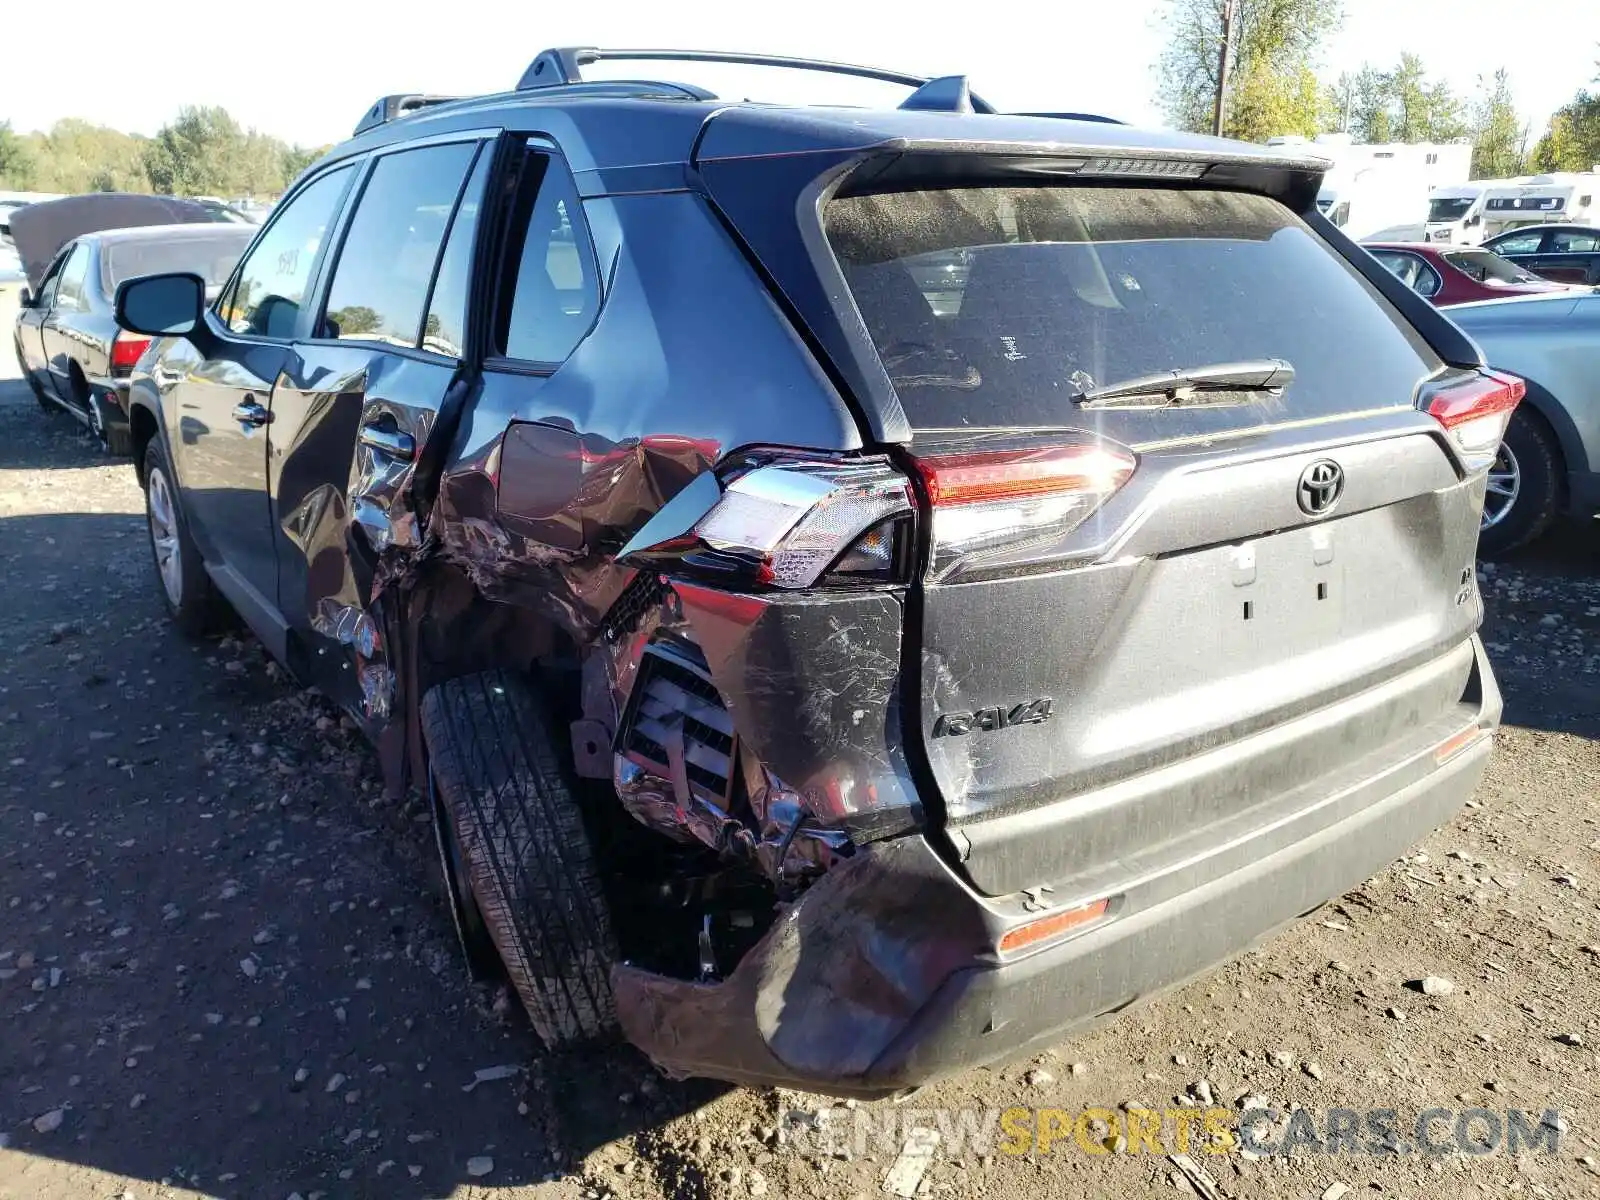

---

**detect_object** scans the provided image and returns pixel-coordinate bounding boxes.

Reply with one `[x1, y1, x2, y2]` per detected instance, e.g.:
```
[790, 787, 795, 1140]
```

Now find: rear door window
[1443, 249, 1535, 283]
[321, 141, 481, 347]
[825, 186, 1442, 438]
[1551, 229, 1599, 252]
[494, 146, 600, 365]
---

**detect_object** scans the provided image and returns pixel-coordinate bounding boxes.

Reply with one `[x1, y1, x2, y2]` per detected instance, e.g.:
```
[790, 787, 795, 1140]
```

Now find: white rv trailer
[1422, 178, 1528, 246]
[1267, 135, 1474, 242]
[1481, 172, 1600, 239]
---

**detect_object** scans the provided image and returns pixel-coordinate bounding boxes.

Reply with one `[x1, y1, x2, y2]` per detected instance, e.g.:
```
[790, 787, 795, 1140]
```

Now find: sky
[2, 0, 1596, 151]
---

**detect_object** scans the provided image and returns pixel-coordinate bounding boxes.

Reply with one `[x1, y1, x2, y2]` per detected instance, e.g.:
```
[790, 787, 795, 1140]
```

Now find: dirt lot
[2, 283, 1599, 1200]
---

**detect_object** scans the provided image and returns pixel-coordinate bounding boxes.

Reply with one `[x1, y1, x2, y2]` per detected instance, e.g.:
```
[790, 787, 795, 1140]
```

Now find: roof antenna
[899, 75, 984, 114]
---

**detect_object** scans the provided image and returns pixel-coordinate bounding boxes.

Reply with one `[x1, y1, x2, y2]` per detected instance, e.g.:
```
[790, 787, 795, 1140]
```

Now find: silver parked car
[1446, 290, 1600, 555]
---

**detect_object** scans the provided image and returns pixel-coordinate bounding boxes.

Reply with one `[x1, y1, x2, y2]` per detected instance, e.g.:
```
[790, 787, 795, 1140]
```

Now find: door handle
[232, 399, 269, 427]
[358, 424, 416, 460]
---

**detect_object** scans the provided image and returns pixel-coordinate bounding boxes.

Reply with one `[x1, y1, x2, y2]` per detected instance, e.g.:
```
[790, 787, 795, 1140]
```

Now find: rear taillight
[618, 439, 1135, 590]
[111, 332, 152, 376]
[1427, 369, 1524, 472]
[913, 441, 1137, 582]
[620, 457, 914, 589]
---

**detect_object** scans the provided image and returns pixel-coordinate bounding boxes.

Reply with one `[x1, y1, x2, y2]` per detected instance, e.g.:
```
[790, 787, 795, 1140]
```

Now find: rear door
[1529, 227, 1600, 284]
[1485, 227, 1551, 271]
[824, 183, 1487, 893]
[271, 136, 490, 713]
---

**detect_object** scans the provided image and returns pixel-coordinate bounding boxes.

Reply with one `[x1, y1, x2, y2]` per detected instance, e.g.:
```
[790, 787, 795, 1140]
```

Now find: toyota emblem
[1298, 460, 1344, 516]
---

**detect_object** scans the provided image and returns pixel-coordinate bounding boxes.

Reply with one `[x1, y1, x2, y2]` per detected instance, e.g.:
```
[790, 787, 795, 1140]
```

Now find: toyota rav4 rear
[590, 116, 1508, 1095]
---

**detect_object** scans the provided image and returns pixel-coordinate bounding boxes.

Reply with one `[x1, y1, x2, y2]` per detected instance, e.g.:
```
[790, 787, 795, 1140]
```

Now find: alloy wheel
[147, 467, 184, 606]
[1481, 442, 1521, 530]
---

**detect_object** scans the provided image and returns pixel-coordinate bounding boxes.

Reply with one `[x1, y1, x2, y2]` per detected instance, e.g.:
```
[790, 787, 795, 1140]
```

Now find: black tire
[427, 769, 504, 981]
[421, 670, 618, 1047]
[142, 438, 223, 636]
[67, 363, 93, 423]
[1478, 407, 1562, 559]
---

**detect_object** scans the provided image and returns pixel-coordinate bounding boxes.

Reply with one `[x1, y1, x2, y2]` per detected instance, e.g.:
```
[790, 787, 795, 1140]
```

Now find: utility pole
[1211, 0, 1238, 136]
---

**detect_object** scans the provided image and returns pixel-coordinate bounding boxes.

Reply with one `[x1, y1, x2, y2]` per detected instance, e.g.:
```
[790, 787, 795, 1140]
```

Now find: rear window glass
[1443, 249, 1534, 284]
[825, 186, 1441, 436]
[103, 229, 254, 290]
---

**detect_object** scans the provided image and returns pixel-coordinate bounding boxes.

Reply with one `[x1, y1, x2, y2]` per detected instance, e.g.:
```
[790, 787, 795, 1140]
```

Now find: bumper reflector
[998, 897, 1111, 954]
[1433, 724, 1489, 765]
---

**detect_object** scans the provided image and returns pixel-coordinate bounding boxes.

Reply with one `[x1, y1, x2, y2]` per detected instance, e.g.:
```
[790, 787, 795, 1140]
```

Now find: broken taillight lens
[1427, 369, 1524, 472]
[913, 440, 1137, 582]
[621, 457, 915, 589]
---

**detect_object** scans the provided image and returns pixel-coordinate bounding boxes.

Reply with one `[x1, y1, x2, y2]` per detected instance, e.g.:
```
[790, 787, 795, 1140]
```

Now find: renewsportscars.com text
[779, 1104, 1567, 1159]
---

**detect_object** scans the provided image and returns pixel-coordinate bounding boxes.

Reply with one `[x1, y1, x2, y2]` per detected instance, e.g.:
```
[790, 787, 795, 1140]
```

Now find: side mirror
[114, 272, 206, 338]
[17, 287, 32, 308]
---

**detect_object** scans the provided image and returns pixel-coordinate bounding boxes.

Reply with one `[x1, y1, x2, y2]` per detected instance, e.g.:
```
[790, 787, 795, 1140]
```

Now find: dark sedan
[13, 224, 253, 453]
[1364, 242, 1579, 307]
[1481, 224, 1600, 285]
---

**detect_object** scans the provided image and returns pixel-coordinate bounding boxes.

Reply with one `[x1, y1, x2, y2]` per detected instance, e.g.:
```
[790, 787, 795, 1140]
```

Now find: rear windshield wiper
[1075, 359, 1295, 410]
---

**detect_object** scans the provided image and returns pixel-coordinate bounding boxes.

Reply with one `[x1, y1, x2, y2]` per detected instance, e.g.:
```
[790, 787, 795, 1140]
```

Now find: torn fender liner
[613, 836, 990, 1090]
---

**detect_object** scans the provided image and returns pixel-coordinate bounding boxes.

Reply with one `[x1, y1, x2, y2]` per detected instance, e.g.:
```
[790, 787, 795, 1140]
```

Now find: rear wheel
[421, 670, 618, 1048]
[428, 767, 503, 981]
[143, 439, 222, 635]
[1478, 407, 1561, 559]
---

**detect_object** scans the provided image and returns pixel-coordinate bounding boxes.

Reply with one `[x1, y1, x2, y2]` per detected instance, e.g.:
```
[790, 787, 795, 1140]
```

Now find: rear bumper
[97, 376, 131, 415]
[614, 637, 1500, 1097]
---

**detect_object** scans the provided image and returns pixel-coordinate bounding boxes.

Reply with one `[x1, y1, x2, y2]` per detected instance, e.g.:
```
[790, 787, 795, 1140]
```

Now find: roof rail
[354, 94, 467, 136]
[514, 47, 997, 113]
[1012, 111, 1126, 126]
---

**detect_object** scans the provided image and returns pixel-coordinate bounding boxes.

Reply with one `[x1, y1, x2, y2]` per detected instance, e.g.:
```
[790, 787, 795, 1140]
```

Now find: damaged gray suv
[113, 48, 1513, 1096]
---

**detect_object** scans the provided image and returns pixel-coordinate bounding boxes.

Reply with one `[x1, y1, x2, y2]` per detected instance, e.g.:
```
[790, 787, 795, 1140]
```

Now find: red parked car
[1364, 242, 1579, 307]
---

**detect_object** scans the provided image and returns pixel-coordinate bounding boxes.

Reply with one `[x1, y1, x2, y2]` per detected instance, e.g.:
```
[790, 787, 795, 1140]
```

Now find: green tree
[0, 121, 37, 188]
[1470, 69, 1527, 179]
[143, 106, 248, 195]
[1390, 53, 1469, 141]
[1342, 55, 1469, 143]
[328, 305, 382, 336]
[1157, 0, 1345, 137]
[1528, 48, 1600, 173]
[280, 144, 328, 186]
[16, 119, 149, 192]
[1229, 62, 1338, 141]
[1339, 66, 1394, 141]
[1530, 97, 1600, 172]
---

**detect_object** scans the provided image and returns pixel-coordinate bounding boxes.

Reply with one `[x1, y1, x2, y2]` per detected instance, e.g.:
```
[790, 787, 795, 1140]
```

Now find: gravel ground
[2, 284, 1598, 1200]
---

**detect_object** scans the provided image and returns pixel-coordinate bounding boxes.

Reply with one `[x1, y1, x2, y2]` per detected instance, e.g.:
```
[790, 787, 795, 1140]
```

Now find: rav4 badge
[932, 699, 1054, 737]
